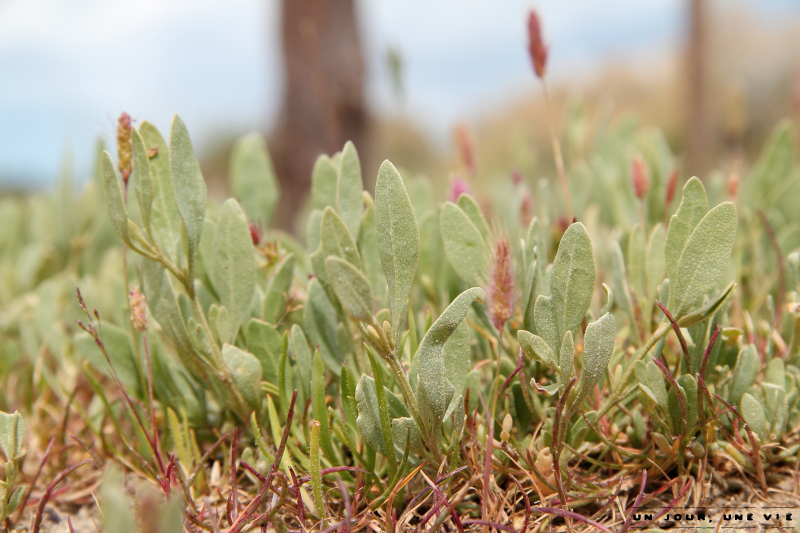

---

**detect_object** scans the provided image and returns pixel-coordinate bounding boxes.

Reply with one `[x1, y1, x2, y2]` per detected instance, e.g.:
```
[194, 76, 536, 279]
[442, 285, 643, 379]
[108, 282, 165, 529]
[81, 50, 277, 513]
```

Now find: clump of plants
[2, 11, 800, 533]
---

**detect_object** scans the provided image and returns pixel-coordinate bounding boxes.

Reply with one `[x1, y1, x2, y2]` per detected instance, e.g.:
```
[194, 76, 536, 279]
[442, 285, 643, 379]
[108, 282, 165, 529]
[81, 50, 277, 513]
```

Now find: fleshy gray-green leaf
[230, 132, 280, 225]
[646, 360, 669, 409]
[533, 295, 559, 359]
[358, 193, 387, 303]
[440, 201, 489, 285]
[518, 330, 556, 369]
[321, 207, 361, 268]
[730, 344, 759, 406]
[741, 393, 769, 441]
[140, 122, 182, 264]
[131, 128, 154, 231]
[101, 151, 131, 245]
[574, 313, 615, 407]
[262, 254, 295, 324]
[550, 222, 596, 344]
[628, 225, 646, 297]
[245, 319, 282, 386]
[312, 155, 338, 210]
[671, 201, 737, 317]
[444, 321, 472, 399]
[290, 325, 313, 397]
[355, 375, 409, 455]
[375, 160, 420, 337]
[676, 281, 736, 328]
[559, 331, 575, 384]
[213, 199, 256, 342]
[336, 141, 363, 239]
[416, 287, 485, 421]
[665, 177, 708, 284]
[142, 260, 194, 364]
[0, 411, 25, 461]
[222, 343, 262, 411]
[645, 224, 667, 301]
[304, 279, 341, 374]
[170, 115, 207, 271]
[325, 256, 374, 323]
[456, 194, 490, 247]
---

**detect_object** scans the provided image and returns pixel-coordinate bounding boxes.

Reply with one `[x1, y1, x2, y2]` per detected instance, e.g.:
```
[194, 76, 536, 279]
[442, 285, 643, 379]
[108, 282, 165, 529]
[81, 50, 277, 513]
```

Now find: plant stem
[542, 82, 572, 221]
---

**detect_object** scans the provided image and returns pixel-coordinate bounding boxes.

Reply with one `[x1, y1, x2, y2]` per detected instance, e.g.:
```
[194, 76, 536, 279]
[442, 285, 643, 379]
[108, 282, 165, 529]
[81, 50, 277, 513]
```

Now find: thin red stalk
[188, 432, 230, 487]
[530, 508, 615, 533]
[230, 426, 239, 523]
[462, 520, 517, 533]
[418, 472, 464, 533]
[652, 357, 688, 441]
[712, 393, 768, 492]
[509, 475, 531, 533]
[13, 438, 54, 524]
[552, 377, 578, 515]
[497, 352, 525, 402]
[289, 467, 306, 529]
[619, 470, 648, 533]
[630, 480, 691, 528]
[296, 466, 371, 485]
[655, 300, 691, 373]
[75, 289, 166, 477]
[699, 324, 722, 378]
[31, 460, 93, 533]
[478, 392, 494, 526]
[228, 390, 297, 533]
[335, 478, 352, 533]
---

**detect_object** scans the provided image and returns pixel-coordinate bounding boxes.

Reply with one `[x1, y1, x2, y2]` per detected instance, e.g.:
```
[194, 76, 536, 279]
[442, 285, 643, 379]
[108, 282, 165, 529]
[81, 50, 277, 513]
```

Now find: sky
[0, 0, 798, 188]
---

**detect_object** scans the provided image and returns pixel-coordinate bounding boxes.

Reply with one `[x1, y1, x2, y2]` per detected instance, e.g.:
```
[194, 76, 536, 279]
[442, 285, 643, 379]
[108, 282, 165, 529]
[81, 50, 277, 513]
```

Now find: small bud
[117, 112, 133, 184]
[129, 287, 147, 332]
[249, 222, 262, 245]
[382, 320, 394, 348]
[631, 155, 650, 200]
[500, 413, 513, 443]
[366, 325, 384, 351]
[691, 441, 705, 458]
[527, 10, 549, 79]
[448, 175, 472, 203]
[665, 167, 679, 207]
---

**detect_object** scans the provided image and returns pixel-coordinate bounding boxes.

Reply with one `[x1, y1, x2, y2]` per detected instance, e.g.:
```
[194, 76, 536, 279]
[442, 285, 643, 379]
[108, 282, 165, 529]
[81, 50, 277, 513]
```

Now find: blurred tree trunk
[687, 0, 711, 177]
[270, 0, 367, 234]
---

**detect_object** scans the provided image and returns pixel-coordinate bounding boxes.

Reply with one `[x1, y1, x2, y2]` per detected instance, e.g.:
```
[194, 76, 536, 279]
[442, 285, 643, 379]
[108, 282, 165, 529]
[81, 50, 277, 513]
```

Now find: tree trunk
[270, 0, 367, 234]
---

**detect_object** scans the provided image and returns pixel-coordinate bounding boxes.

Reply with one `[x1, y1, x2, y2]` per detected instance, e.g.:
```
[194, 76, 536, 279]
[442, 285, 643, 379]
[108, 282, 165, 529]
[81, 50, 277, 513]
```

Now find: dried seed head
[448, 175, 471, 203]
[488, 237, 514, 331]
[665, 167, 679, 207]
[129, 286, 147, 332]
[631, 155, 650, 200]
[117, 112, 133, 184]
[527, 10, 549, 79]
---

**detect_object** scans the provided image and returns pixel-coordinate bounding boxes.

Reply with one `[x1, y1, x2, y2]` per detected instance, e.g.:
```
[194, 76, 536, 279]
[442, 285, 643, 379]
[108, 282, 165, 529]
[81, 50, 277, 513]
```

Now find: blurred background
[1, 0, 799, 232]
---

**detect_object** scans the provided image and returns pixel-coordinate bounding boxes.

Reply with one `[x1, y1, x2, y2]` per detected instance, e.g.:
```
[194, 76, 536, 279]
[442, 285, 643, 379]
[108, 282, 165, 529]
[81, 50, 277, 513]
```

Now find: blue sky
[0, 0, 797, 187]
